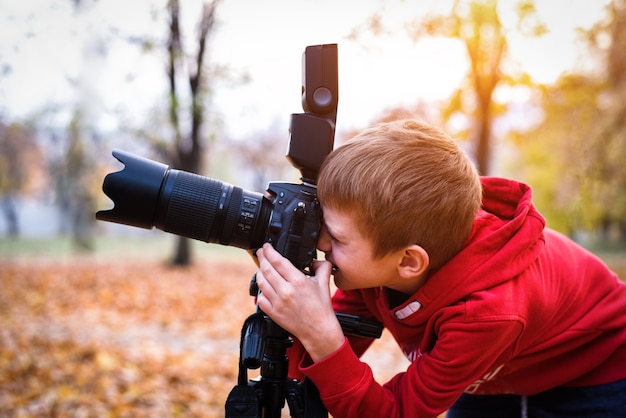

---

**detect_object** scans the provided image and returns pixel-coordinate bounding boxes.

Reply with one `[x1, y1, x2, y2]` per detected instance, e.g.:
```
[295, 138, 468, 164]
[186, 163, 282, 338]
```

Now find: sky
[0, 0, 613, 139]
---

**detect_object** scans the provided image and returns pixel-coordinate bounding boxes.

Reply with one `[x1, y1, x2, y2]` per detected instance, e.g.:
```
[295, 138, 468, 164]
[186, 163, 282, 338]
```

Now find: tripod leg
[303, 379, 328, 417]
[226, 315, 262, 417]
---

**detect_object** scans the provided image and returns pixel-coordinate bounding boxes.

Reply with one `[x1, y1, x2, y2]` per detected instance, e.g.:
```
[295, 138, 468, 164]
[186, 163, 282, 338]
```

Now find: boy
[254, 119, 626, 417]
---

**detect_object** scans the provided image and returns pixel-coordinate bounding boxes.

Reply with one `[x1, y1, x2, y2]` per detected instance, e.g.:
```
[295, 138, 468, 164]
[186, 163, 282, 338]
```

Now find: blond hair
[317, 119, 482, 270]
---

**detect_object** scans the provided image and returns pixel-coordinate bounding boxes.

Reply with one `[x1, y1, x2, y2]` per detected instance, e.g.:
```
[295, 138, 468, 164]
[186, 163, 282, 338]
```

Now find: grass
[582, 240, 626, 279]
[0, 232, 251, 264]
[595, 251, 626, 280]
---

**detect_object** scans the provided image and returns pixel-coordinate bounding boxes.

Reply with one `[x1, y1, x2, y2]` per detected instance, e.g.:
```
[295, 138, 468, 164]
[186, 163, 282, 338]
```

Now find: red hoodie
[291, 177, 626, 418]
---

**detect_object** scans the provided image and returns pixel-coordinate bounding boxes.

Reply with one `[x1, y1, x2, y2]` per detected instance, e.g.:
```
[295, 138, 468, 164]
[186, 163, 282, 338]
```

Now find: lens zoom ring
[165, 172, 222, 242]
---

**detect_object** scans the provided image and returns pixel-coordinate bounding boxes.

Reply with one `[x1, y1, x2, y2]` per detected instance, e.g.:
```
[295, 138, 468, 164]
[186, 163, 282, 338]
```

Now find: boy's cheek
[332, 272, 352, 291]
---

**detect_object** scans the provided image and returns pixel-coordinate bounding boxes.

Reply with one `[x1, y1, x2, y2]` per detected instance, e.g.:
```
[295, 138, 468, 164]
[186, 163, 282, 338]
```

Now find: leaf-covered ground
[0, 257, 408, 417]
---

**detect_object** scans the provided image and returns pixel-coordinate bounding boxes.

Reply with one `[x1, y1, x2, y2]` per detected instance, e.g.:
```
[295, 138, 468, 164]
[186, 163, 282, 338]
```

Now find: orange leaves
[0, 329, 238, 416]
[0, 259, 256, 417]
[0, 256, 409, 416]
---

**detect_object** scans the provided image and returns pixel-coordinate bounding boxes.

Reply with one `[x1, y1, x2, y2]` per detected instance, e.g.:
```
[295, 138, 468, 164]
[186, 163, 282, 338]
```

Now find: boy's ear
[397, 244, 429, 279]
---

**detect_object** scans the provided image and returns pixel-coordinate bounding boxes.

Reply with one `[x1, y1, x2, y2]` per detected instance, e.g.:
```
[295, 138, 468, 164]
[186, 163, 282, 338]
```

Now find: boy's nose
[317, 228, 331, 252]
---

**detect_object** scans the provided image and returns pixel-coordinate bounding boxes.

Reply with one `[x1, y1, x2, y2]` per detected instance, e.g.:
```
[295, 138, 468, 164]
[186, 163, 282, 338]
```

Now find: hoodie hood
[390, 177, 547, 322]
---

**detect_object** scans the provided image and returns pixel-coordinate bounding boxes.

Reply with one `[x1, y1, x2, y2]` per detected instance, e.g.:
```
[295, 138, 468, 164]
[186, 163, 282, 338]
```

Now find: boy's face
[317, 206, 403, 291]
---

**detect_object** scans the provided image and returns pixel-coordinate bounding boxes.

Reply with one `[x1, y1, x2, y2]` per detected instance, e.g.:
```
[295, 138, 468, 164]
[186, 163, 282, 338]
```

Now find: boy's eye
[322, 224, 340, 243]
[329, 231, 343, 245]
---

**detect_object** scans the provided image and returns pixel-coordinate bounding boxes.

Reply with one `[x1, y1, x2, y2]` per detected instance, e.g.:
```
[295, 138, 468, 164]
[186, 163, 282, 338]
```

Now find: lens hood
[95, 149, 169, 229]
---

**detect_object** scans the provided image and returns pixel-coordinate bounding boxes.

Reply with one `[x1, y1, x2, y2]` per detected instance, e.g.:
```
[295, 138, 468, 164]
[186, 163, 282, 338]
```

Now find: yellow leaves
[96, 350, 119, 372]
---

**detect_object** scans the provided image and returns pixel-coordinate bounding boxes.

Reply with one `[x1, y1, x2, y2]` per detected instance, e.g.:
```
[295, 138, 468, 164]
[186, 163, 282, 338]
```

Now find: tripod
[225, 277, 383, 418]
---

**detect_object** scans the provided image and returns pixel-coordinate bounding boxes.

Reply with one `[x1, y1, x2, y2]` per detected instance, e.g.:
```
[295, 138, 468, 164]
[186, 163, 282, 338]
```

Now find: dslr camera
[96, 44, 338, 271]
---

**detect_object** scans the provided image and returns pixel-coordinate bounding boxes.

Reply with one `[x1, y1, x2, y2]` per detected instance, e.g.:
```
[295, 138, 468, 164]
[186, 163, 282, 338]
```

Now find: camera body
[96, 44, 338, 271]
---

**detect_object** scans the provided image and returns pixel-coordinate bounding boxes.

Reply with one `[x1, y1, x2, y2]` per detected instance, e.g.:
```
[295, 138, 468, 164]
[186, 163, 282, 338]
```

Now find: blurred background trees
[511, 0, 626, 242]
[407, 0, 542, 176]
[0, 120, 43, 237]
[1, 0, 625, 264]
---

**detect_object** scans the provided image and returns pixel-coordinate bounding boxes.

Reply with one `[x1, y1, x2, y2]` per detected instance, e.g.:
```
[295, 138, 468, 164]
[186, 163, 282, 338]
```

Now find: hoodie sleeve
[300, 315, 524, 418]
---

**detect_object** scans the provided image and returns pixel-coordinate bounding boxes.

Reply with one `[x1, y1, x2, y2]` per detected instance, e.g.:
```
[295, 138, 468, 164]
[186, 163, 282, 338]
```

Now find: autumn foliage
[0, 258, 258, 417]
[0, 248, 415, 418]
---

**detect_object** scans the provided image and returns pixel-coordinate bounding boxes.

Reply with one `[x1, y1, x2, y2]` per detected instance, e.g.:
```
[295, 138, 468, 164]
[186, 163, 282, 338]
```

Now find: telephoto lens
[96, 149, 272, 250]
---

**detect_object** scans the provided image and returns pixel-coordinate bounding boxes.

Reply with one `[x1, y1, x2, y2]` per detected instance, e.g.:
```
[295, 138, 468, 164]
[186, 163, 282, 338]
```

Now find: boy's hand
[255, 243, 345, 362]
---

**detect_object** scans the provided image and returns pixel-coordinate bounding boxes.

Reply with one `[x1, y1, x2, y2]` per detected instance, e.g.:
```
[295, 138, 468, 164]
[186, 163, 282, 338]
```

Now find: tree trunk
[2, 197, 19, 238]
[474, 96, 492, 176]
[166, 0, 218, 266]
[172, 235, 191, 266]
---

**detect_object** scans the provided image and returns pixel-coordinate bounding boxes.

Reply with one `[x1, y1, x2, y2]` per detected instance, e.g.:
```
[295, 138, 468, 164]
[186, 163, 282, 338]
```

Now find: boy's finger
[312, 259, 333, 282]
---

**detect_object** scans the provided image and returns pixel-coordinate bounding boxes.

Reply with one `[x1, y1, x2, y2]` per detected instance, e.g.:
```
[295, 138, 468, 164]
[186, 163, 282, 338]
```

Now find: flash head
[301, 44, 338, 118]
